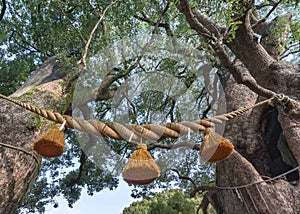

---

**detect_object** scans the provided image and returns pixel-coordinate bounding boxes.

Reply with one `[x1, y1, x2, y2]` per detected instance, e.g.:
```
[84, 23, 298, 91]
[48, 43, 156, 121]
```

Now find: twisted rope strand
[0, 94, 278, 143]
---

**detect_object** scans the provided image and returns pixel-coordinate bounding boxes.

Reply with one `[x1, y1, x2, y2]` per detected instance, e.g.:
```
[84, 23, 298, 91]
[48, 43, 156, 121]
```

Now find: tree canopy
[0, 0, 299, 213]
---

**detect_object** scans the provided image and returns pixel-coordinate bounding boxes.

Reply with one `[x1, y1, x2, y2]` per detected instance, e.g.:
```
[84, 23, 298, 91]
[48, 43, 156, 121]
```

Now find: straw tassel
[122, 144, 160, 185]
[33, 124, 65, 158]
[200, 129, 234, 163]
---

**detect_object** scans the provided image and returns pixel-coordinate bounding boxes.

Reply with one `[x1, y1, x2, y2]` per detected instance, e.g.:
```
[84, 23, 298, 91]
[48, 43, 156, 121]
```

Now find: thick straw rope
[0, 94, 286, 143]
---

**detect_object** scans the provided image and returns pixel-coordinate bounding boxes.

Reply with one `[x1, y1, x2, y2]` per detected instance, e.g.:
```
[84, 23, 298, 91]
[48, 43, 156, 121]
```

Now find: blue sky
[44, 179, 137, 214]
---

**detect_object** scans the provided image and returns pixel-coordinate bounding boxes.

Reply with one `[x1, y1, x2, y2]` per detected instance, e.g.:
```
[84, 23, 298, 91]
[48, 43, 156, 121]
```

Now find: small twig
[148, 141, 201, 151]
[170, 168, 197, 187]
[255, 0, 276, 10]
[81, 0, 121, 67]
[134, 14, 174, 36]
[280, 49, 300, 60]
[11, 30, 42, 53]
[170, 168, 214, 198]
[122, 89, 137, 123]
[280, 43, 300, 60]
[252, 0, 284, 28]
[58, 2, 87, 44]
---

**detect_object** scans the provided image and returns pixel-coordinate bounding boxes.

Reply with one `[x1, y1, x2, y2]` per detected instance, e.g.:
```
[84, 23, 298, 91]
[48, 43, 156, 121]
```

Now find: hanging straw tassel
[122, 144, 160, 185]
[33, 124, 65, 158]
[200, 129, 234, 163]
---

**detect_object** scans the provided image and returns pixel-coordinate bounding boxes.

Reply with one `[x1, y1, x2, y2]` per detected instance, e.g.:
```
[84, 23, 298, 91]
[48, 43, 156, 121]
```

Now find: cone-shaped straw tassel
[33, 124, 65, 158]
[122, 144, 160, 185]
[200, 129, 234, 163]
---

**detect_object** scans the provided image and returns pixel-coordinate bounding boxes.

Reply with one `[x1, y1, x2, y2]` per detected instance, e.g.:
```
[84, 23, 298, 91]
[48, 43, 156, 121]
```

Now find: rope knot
[268, 94, 290, 108]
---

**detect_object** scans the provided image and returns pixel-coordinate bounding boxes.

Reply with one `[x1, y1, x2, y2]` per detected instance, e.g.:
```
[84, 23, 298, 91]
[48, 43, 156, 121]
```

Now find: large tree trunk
[215, 77, 300, 213]
[0, 56, 70, 213]
[177, 1, 300, 213]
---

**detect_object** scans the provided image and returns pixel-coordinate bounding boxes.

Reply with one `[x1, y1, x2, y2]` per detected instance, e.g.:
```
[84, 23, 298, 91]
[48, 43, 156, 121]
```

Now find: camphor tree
[0, 0, 300, 213]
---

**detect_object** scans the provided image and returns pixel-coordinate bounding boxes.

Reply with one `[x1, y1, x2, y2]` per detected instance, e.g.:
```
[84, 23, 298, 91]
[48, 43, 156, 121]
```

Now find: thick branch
[177, 0, 277, 97]
[192, 9, 225, 37]
[230, 59, 276, 98]
[226, 10, 276, 78]
[176, 0, 214, 39]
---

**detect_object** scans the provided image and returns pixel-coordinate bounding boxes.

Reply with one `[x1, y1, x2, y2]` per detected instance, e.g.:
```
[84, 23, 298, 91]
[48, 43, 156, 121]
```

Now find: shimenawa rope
[0, 93, 285, 143]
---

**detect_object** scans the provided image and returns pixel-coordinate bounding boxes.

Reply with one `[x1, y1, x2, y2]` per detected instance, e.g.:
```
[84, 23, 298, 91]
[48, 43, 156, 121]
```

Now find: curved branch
[11, 30, 42, 53]
[252, 0, 284, 28]
[0, 0, 6, 21]
[170, 168, 197, 187]
[176, 0, 214, 39]
[170, 168, 215, 198]
[190, 186, 214, 198]
[177, 0, 279, 96]
[231, 59, 277, 98]
[192, 9, 225, 37]
[134, 15, 174, 36]
[81, 0, 121, 67]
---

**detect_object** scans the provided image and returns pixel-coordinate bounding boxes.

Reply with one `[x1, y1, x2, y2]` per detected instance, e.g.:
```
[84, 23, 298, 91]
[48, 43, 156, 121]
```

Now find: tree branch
[58, 2, 87, 45]
[252, 0, 284, 28]
[192, 9, 225, 37]
[230, 59, 277, 98]
[0, 0, 6, 21]
[190, 185, 215, 198]
[148, 141, 201, 151]
[170, 168, 197, 187]
[11, 30, 42, 54]
[177, 0, 280, 97]
[280, 43, 300, 60]
[176, 0, 214, 39]
[81, 0, 121, 67]
[75, 0, 173, 106]
[134, 14, 174, 36]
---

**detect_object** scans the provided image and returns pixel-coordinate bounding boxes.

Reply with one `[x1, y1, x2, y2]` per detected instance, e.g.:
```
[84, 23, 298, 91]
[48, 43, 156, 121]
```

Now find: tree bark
[0, 56, 70, 213]
[216, 78, 300, 213]
[177, 1, 300, 213]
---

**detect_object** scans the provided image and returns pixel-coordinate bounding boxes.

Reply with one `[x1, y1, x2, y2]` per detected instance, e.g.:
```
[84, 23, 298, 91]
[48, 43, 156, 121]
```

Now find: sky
[44, 179, 137, 214]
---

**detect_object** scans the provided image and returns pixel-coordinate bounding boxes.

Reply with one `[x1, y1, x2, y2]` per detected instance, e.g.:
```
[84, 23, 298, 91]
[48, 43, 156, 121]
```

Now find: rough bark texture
[216, 79, 300, 214]
[0, 56, 70, 213]
[1, 1, 300, 213]
[177, 0, 300, 213]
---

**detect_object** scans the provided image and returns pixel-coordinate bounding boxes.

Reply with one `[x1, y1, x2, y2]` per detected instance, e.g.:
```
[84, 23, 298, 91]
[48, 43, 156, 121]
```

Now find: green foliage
[123, 189, 206, 214]
[0, 57, 35, 95]
[261, 13, 292, 57]
[0, 0, 299, 213]
[19, 130, 119, 212]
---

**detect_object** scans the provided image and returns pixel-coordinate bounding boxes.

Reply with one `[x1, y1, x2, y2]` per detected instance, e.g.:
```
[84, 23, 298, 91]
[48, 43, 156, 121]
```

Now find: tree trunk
[176, 1, 300, 212]
[215, 75, 300, 213]
[0, 56, 70, 213]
